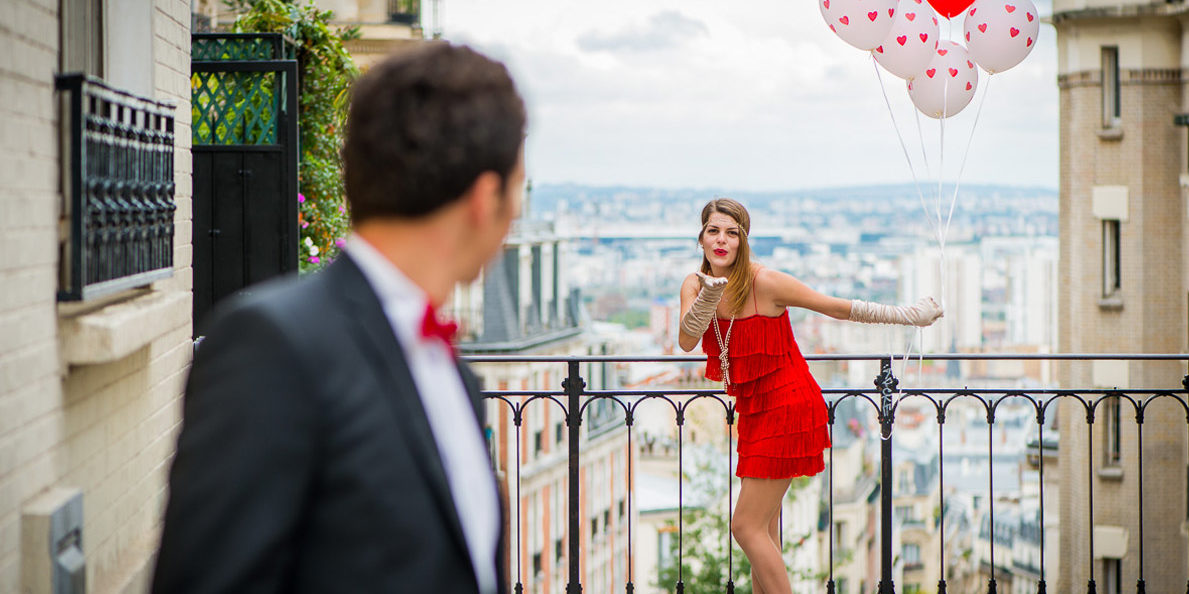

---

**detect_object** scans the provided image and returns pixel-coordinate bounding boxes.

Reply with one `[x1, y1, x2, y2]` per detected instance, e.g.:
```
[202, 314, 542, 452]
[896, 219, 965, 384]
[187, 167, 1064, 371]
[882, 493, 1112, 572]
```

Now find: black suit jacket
[152, 255, 507, 594]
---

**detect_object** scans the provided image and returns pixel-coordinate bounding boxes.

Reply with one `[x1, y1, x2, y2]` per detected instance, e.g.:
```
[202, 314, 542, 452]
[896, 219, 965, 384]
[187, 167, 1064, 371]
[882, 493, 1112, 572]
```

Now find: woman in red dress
[677, 198, 942, 594]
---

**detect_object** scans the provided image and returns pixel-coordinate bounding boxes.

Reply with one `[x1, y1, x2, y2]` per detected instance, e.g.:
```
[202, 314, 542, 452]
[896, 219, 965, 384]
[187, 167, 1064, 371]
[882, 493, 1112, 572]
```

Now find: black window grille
[56, 74, 176, 301]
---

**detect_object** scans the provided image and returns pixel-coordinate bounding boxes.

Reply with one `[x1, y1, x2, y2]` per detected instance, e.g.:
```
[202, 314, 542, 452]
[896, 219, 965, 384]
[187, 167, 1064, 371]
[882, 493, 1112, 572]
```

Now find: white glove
[849, 297, 943, 327]
[680, 272, 728, 337]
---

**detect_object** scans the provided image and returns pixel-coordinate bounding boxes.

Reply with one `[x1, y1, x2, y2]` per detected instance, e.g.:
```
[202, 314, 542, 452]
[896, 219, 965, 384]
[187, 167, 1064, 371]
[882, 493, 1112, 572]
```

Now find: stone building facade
[0, 0, 193, 592]
[1053, 2, 1189, 592]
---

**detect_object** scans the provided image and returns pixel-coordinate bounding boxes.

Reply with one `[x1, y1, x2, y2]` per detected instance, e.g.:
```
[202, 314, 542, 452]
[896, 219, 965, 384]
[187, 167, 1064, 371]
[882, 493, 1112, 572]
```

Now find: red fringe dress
[702, 310, 832, 479]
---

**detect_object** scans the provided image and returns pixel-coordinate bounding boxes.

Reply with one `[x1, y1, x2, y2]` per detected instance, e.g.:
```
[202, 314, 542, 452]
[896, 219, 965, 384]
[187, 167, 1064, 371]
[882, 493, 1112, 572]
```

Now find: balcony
[468, 352, 1189, 592]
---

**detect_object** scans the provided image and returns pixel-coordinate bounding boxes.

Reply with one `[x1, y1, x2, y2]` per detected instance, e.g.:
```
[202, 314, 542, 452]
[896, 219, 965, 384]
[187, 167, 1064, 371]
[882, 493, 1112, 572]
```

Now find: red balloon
[927, 0, 974, 18]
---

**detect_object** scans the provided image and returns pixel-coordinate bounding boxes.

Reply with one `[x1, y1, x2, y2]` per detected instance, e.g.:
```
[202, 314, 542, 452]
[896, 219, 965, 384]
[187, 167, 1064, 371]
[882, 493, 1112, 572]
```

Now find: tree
[655, 461, 819, 593]
[228, 0, 359, 272]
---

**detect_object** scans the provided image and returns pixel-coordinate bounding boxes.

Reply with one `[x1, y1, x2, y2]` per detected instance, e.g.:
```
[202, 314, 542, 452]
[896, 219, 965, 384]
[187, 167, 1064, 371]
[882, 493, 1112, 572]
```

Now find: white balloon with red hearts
[907, 41, 979, 119]
[819, 0, 899, 51]
[962, 0, 1040, 74]
[873, 0, 941, 80]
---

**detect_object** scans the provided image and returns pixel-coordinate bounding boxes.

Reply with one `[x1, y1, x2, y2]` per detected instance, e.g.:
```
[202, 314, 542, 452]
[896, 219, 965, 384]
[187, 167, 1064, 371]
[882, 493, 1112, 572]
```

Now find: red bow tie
[420, 303, 458, 350]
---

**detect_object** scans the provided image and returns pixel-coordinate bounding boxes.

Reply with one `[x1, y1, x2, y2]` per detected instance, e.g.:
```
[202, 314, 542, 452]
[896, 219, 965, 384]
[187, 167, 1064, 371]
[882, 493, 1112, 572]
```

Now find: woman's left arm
[758, 268, 853, 320]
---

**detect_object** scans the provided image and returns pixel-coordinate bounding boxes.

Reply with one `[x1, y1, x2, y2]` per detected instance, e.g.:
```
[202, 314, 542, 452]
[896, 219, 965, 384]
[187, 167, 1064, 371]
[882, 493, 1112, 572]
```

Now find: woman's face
[701, 212, 743, 272]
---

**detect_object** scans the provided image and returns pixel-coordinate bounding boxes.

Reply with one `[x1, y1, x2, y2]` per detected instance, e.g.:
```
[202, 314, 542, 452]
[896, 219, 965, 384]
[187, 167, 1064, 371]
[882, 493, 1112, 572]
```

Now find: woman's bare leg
[733, 477, 792, 594]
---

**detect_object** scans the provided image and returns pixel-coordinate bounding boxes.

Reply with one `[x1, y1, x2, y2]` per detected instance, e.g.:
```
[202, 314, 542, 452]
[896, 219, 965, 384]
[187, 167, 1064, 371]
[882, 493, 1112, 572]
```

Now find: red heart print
[978, 23, 987, 33]
[829, 24, 836, 32]
[868, 11, 879, 21]
[897, 35, 908, 45]
[969, 7, 977, 16]
[966, 81, 972, 90]
[949, 67, 959, 77]
[1005, 4, 1016, 12]
[908, 81, 914, 90]
[824, 0, 830, 8]
[926, 68, 936, 78]
[876, 45, 884, 53]
[938, 48, 948, 55]
[932, 16, 938, 25]
[966, 31, 971, 41]
[920, 33, 929, 42]
[967, 60, 974, 68]
[906, 12, 916, 20]
[889, 8, 895, 17]
[1027, 37, 1033, 46]
[1027, 12, 1034, 21]
[1010, 27, 1020, 37]
[840, 15, 849, 24]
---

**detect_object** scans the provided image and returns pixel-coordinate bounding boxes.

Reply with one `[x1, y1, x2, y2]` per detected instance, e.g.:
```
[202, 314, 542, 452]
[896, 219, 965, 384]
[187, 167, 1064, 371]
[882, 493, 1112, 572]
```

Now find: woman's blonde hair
[698, 198, 754, 316]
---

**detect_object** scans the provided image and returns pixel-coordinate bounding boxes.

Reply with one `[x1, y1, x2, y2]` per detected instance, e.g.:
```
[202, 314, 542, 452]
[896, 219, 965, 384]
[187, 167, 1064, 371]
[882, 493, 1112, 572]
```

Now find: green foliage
[656, 508, 753, 593]
[607, 309, 650, 329]
[229, 0, 359, 272]
[655, 473, 821, 592]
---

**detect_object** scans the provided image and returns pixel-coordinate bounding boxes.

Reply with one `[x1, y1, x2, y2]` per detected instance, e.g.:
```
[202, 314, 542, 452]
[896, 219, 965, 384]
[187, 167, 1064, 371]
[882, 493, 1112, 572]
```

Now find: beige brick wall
[0, 0, 192, 592]
[1056, 16, 1189, 592]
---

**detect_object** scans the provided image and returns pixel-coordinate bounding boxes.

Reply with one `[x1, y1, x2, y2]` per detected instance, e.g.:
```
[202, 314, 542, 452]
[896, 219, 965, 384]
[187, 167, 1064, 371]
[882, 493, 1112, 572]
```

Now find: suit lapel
[325, 256, 471, 566]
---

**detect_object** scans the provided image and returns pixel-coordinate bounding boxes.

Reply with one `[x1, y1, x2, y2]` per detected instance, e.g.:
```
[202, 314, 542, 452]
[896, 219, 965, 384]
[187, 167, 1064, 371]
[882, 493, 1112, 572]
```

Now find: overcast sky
[437, 0, 1058, 192]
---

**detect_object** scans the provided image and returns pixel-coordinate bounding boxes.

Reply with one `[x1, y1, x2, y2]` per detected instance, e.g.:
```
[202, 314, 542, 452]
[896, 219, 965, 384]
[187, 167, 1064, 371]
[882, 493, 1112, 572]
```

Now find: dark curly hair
[342, 42, 527, 222]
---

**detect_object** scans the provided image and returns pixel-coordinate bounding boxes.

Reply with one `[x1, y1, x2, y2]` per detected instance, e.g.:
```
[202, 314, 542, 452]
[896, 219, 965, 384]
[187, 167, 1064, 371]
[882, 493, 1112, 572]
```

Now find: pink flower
[335, 238, 346, 248]
[338, 204, 345, 213]
[298, 193, 306, 203]
[308, 256, 320, 264]
[301, 221, 309, 229]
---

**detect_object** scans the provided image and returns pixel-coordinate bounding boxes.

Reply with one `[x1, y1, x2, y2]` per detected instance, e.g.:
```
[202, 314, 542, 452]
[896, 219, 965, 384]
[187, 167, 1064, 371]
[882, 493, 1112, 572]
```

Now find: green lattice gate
[191, 33, 298, 335]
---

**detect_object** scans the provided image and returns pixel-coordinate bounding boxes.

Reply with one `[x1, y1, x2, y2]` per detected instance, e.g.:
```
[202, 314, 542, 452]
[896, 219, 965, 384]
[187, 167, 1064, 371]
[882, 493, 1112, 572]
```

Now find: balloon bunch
[821, 0, 1039, 118]
[818, 0, 1042, 377]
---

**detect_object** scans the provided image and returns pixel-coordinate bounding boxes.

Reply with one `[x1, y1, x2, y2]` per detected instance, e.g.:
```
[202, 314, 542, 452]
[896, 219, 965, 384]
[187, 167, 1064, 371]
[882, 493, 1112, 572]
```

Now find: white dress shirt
[345, 236, 499, 594]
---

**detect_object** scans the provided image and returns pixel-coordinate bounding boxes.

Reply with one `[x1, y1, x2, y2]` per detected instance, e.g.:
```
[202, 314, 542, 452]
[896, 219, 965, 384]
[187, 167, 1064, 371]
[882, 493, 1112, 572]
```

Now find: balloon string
[938, 43, 949, 316]
[871, 56, 941, 243]
[943, 74, 993, 241]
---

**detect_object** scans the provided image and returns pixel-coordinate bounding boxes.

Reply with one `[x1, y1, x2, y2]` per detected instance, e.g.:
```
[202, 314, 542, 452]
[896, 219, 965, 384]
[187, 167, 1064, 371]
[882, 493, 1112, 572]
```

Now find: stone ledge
[59, 290, 190, 366]
[1096, 127, 1123, 142]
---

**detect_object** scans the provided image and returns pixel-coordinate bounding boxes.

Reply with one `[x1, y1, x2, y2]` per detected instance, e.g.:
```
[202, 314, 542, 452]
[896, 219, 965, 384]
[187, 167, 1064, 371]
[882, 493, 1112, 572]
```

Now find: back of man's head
[343, 43, 526, 223]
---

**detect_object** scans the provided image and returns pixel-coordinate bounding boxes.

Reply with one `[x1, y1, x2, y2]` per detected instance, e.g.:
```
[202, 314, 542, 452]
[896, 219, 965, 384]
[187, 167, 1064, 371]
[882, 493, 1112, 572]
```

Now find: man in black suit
[152, 43, 525, 594]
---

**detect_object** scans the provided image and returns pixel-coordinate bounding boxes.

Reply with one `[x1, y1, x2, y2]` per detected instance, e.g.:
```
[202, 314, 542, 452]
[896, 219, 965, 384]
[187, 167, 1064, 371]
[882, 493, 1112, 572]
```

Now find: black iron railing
[464, 353, 1189, 594]
[56, 74, 176, 300]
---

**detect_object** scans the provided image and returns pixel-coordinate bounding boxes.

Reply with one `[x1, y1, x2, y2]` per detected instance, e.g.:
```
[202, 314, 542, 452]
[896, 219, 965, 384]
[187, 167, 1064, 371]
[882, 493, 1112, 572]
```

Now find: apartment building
[1053, 2, 1189, 591]
[0, 1, 194, 591]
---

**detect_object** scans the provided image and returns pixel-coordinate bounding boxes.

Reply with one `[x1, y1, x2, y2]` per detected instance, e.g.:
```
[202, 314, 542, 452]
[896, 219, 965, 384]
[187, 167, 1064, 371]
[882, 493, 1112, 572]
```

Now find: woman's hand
[678, 272, 729, 351]
[848, 297, 944, 327]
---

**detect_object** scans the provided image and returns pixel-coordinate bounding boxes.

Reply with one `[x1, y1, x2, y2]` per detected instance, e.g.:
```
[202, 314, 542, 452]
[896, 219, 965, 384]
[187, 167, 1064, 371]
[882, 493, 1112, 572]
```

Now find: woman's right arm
[677, 272, 727, 352]
[677, 274, 701, 352]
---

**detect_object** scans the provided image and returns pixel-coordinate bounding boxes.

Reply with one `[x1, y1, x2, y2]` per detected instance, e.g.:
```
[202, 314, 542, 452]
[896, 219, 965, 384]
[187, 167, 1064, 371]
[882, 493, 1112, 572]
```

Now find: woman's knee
[731, 516, 766, 545]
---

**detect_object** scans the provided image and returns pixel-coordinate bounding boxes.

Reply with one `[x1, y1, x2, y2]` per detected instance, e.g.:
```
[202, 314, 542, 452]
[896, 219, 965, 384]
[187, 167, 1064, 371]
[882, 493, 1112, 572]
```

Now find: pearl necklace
[711, 313, 735, 389]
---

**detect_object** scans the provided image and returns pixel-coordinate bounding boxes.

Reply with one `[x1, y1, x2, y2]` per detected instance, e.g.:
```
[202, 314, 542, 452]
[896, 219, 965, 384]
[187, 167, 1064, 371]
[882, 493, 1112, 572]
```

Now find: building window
[903, 543, 921, 567]
[1104, 396, 1121, 466]
[832, 521, 847, 552]
[1103, 558, 1121, 594]
[61, 0, 104, 77]
[1102, 46, 1120, 128]
[1103, 220, 1121, 297]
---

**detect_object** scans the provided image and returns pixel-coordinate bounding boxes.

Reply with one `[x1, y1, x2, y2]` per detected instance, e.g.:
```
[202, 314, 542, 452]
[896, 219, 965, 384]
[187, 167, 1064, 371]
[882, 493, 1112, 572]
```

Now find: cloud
[576, 11, 710, 53]
[441, 0, 1059, 191]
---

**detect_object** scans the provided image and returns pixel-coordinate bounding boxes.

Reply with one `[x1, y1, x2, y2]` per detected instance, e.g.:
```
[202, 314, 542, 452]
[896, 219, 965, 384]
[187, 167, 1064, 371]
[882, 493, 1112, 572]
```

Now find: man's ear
[463, 171, 503, 226]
